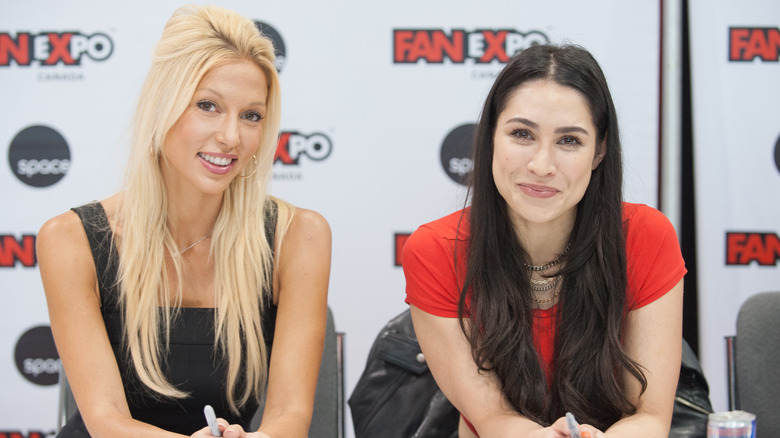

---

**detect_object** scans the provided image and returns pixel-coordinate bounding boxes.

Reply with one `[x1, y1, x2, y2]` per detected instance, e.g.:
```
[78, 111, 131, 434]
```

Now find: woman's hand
[189, 419, 272, 438]
[220, 423, 271, 438]
[547, 416, 605, 438]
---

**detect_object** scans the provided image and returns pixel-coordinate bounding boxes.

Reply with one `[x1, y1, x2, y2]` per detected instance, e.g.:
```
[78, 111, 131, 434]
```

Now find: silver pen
[565, 412, 582, 438]
[204, 405, 222, 437]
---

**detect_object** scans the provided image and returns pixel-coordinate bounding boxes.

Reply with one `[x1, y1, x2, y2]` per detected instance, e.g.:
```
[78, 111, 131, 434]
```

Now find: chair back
[57, 370, 76, 429]
[735, 291, 780, 437]
[308, 306, 345, 437]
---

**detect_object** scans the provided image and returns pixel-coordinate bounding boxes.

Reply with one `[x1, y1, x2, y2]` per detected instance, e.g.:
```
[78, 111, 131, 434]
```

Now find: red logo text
[726, 232, 780, 266]
[729, 27, 780, 62]
[274, 132, 332, 165]
[0, 431, 55, 438]
[393, 29, 548, 64]
[0, 32, 113, 66]
[0, 235, 36, 268]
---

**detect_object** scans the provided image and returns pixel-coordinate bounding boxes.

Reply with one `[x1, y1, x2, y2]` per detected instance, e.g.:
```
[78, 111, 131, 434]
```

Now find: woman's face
[492, 79, 604, 235]
[162, 59, 268, 197]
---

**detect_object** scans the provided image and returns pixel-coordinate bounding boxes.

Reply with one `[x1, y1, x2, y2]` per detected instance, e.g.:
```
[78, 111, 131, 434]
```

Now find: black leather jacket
[348, 310, 458, 438]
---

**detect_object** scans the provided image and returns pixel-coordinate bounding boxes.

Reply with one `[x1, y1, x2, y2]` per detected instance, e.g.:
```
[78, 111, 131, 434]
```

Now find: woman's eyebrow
[555, 126, 589, 135]
[506, 117, 590, 136]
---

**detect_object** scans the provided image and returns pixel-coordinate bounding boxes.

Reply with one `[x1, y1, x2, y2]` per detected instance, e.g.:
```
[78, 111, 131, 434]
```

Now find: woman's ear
[592, 139, 606, 170]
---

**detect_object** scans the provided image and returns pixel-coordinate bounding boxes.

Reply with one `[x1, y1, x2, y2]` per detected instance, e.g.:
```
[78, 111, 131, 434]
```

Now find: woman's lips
[198, 152, 236, 175]
[519, 183, 559, 198]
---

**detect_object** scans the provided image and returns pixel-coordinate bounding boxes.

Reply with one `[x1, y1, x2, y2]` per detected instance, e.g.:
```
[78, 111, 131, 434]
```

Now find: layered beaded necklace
[524, 244, 570, 304]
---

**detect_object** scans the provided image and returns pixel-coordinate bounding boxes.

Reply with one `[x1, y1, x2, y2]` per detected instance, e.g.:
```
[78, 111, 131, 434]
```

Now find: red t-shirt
[402, 203, 686, 435]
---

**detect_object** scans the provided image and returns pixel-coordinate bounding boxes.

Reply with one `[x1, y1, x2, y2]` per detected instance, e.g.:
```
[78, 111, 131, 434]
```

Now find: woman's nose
[216, 118, 240, 149]
[527, 144, 556, 176]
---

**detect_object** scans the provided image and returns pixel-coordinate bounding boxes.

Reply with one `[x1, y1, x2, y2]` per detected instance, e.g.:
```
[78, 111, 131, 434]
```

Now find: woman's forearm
[604, 411, 671, 438]
[257, 408, 313, 438]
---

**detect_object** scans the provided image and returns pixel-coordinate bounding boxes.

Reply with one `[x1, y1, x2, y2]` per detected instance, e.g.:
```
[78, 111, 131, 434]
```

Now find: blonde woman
[37, 5, 331, 438]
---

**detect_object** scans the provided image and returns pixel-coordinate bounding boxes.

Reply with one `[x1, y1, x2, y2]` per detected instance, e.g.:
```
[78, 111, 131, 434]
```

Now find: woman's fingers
[578, 423, 606, 438]
[219, 418, 245, 438]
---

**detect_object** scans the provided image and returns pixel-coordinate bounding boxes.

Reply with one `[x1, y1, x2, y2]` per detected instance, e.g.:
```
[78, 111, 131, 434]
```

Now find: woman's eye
[197, 101, 217, 112]
[511, 129, 533, 140]
[242, 112, 263, 122]
[559, 136, 581, 146]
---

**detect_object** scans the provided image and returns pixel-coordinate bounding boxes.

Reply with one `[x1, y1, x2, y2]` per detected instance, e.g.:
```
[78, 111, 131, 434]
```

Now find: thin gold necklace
[535, 288, 560, 304]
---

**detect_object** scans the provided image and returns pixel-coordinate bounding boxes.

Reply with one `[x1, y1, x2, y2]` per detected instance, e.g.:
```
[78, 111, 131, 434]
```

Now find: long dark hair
[458, 44, 646, 430]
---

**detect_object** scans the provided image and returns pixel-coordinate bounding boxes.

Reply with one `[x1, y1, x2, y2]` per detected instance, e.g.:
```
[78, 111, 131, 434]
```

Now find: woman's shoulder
[622, 203, 685, 309]
[412, 208, 470, 242]
[622, 202, 683, 268]
[38, 208, 85, 247]
[272, 199, 331, 247]
[287, 205, 330, 235]
[39, 195, 120, 250]
[403, 208, 469, 268]
[622, 202, 676, 235]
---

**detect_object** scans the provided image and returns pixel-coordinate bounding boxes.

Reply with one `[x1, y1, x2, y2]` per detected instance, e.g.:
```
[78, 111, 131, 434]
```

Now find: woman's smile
[198, 151, 236, 174]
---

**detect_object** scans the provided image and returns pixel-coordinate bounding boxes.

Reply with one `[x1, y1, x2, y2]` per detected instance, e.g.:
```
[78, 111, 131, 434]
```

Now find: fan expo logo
[729, 27, 780, 62]
[254, 21, 286, 72]
[0, 431, 54, 438]
[441, 124, 475, 185]
[394, 29, 549, 64]
[726, 232, 780, 266]
[724, 134, 780, 267]
[0, 31, 113, 67]
[272, 131, 333, 181]
[0, 234, 36, 268]
[8, 125, 71, 188]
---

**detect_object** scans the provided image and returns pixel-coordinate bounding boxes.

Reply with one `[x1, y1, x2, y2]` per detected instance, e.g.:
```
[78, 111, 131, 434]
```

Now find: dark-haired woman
[402, 44, 684, 438]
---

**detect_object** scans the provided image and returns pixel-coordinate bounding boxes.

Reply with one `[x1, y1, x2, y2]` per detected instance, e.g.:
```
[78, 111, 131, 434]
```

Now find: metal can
[707, 411, 756, 438]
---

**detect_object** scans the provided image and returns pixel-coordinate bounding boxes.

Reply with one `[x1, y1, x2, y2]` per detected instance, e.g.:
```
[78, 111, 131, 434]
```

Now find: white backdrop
[1, 1, 661, 435]
[689, 0, 780, 414]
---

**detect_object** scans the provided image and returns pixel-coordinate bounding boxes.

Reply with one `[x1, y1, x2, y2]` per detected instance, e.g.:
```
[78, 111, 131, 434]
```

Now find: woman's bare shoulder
[289, 206, 330, 234]
[37, 194, 120, 254]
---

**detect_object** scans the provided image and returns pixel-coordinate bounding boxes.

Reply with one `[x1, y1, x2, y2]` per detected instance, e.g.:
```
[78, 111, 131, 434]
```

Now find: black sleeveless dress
[57, 201, 277, 437]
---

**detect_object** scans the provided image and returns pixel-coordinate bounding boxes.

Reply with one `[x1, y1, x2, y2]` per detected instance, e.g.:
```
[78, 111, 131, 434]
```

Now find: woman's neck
[165, 193, 222, 245]
[514, 220, 574, 267]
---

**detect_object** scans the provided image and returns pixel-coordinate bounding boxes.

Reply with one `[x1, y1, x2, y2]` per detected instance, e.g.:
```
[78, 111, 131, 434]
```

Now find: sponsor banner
[690, 0, 780, 412]
[440, 123, 475, 185]
[0, 31, 114, 67]
[728, 27, 780, 62]
[1, 1, 661, 434]
[393, 28, 550, 64]
[8, 125, 71, 188]
[0, 235, 37, 268]
[272, 131, 334, 182]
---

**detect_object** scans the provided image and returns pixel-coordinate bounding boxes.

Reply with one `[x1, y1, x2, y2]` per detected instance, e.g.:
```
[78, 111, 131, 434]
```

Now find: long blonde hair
[116, 4, 290, 413]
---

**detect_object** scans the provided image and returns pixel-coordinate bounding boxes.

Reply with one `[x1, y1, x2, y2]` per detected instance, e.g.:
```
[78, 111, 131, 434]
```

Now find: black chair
[58, 307, 345, 438]
[725, 291, 780, 437]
